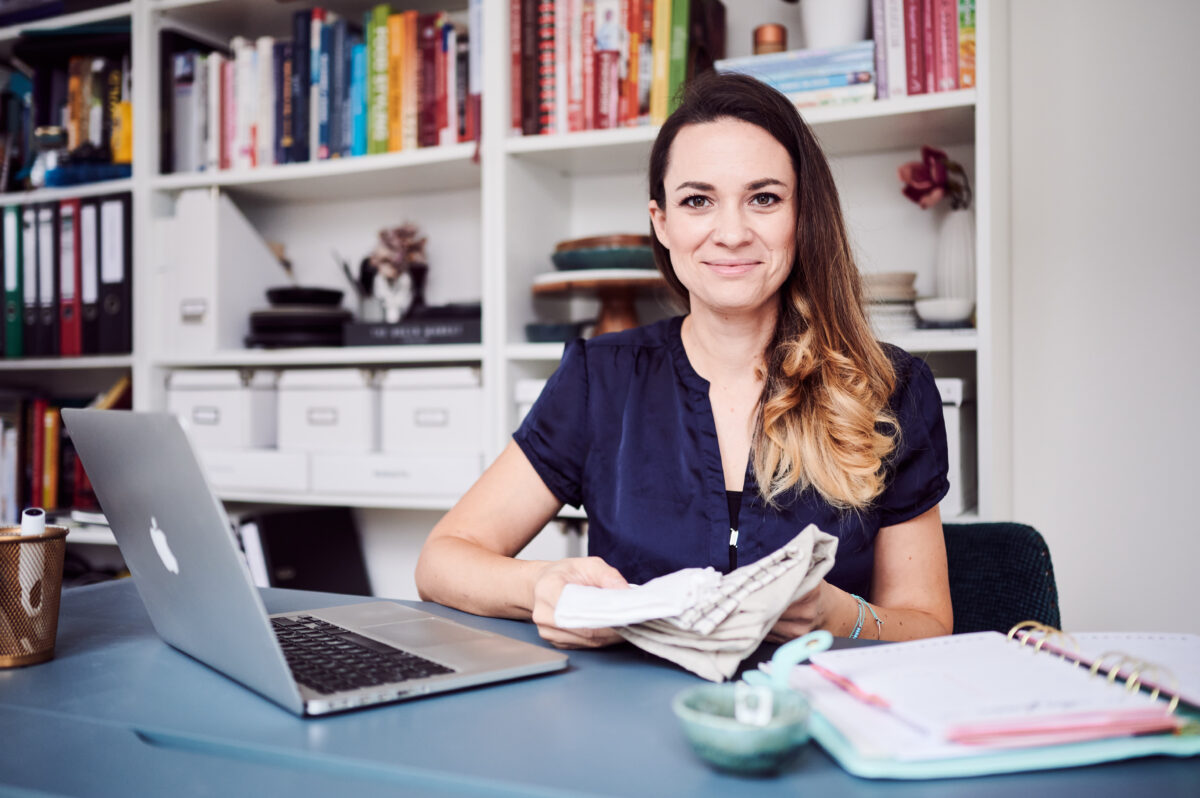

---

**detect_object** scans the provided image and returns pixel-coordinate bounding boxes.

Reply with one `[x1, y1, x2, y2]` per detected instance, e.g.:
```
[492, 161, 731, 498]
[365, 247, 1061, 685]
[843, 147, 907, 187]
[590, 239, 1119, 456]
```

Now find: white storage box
[310, 452, 483, 498]
[200, 449, 309, 493]
[381, 367, 483, 455]
[935, 378, 978, 518]
[277, 369, 380, 453]
[166, 369, 278, 450]
[514, 378, 548, 427]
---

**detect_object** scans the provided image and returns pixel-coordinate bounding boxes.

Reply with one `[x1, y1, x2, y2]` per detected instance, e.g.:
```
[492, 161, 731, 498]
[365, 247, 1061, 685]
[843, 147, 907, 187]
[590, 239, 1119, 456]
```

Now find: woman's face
[649, 118, 797, 320]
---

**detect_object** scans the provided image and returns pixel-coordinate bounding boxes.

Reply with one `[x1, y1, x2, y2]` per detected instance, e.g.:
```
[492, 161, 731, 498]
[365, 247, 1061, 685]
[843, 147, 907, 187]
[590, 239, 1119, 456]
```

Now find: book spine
[417, 13, 442, 147]
[957, 0, 975, 89]
[520, 0, 539, 135]
[934, 0, 959, 91]
[171, 52, 197, 173]
[291, 9, 311, 162]
[317, 20, 332, 159]
[566, 0, 583, 132]
[666, 0, 689, 116]
[786, 82, 877, 108]
[921, 0, 935, 93]
[276, 42, 293, 165]
[256, 36, 275, 166]
[536, 1, 556, 134]
[581, 0, 596, 130]
[402, 10, 419, 150]
[871, 0, 887, 99]
[368, 5, 390, 154]
[387, 13, 404, 150]
[329, 21, 346, 157]
[884, 0, 908, 98]
[511, 0, 523, 134]
[29, 398, 44, 508]
[758, 71, 874, 94]
[107, 60, 131, 164]
[231, 37, 256, 168]
[625, 0, 641, 124]
[309, 8, 325, 161]
[469, 0, 482, 143]
[903, 0, 925, 95]
[594, 49, 619, 129]
[440, 23, 456, 146]
[351, 42, 368, 156]
[41, 405, 58, 509]
[221, 59, 235, 169]
[714, 42, 876, 75]
[206, 53, 223, 170]
[456, 31, 471, 141]
[649, 0, 670, 123]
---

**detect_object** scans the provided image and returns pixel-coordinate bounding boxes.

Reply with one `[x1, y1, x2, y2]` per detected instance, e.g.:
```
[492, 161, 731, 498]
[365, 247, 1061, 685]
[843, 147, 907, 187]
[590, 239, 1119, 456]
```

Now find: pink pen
[811, 663, 891, 709]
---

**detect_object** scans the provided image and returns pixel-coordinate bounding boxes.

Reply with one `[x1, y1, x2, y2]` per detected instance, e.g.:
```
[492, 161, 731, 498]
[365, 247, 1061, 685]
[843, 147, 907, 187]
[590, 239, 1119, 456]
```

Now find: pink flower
[897, 145, 972, 210]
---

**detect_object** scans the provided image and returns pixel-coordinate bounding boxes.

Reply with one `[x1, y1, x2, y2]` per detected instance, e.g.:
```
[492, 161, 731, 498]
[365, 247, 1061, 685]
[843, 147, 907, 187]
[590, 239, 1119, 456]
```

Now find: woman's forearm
[415, 535, 549, 620]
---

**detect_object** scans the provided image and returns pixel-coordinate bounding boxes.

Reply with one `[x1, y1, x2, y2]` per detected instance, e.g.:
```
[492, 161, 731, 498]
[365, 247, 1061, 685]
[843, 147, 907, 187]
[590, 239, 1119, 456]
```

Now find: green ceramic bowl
[672, 683, 811, 775]
[550, 246, 656, 271]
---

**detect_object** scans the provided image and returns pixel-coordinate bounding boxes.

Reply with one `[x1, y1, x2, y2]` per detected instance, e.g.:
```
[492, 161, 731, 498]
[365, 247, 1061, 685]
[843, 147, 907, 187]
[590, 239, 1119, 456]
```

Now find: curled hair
[648, 72, 898, 509]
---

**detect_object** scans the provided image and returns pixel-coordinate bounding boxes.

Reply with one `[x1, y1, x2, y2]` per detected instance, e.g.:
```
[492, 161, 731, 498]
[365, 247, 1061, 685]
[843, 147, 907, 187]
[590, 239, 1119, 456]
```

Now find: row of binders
[0, 192, 131, 358]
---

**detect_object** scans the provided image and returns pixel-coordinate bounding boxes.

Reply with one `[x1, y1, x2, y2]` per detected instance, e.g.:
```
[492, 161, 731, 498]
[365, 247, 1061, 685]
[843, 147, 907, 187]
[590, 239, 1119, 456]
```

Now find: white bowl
[915, 297, 975, 324]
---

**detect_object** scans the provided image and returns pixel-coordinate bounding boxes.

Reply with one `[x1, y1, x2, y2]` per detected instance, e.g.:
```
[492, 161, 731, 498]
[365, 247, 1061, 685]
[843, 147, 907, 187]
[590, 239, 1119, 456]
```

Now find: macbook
[62, 408, 567, 716]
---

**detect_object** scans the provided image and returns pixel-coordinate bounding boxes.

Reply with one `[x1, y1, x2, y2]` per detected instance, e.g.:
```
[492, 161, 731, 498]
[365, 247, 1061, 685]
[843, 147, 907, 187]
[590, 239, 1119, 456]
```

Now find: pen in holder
[0, 513, 69, 668]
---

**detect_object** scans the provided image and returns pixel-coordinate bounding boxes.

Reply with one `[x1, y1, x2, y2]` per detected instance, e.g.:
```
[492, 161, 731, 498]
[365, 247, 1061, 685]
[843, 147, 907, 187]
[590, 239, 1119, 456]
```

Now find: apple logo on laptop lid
[149, 516, 180, 574]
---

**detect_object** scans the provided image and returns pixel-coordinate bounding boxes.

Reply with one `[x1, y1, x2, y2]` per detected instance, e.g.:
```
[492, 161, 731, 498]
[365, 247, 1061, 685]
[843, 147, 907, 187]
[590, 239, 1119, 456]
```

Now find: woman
[416, 72, 953, 648]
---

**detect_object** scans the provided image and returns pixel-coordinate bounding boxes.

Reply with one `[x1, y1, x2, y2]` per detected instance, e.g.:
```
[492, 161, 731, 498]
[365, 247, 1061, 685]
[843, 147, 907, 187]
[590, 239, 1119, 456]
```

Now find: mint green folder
[809, 708, 1200, 780]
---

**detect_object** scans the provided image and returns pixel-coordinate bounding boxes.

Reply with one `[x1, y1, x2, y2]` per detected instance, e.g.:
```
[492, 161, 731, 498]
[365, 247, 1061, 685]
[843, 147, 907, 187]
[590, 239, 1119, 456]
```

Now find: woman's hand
[531, 557, 629, 649]
[766, 580, 831, 643]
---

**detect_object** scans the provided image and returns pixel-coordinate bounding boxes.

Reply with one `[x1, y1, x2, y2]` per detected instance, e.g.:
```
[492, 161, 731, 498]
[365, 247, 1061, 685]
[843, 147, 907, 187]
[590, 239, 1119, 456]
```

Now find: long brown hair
[648, 72, 898, 509]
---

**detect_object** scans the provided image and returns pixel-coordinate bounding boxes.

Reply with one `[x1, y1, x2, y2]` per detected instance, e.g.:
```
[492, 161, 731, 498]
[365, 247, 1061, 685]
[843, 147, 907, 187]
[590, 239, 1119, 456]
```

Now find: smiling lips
[703, 259, 760, 276]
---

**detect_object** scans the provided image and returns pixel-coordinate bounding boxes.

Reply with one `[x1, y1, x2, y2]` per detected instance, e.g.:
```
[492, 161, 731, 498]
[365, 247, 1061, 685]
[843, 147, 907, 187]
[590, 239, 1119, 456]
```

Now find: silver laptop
[61, 408, 567, 716]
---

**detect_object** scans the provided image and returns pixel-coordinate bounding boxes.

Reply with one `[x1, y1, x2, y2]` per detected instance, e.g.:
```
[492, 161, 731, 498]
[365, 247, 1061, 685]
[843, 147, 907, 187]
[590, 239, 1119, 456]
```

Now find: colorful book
[275, 41, 294, 165]
[714, 41, 875, 79]
[903, 0, 925, 95]
[367, 4, 390, 155]
[957, 0, 975, 89]
[290, 8, 312, 163]
[535, 2, 556, 134]
[932, 0, 959, 91]
[871, 0, 887, 99]
[649, 0, 670, 123]
[41, 403, 58, 509]
[401, 10, 419, 150]
[666, 0, 689, 116]
[882, 0, 908, 98]
[350, 41, 367, 156]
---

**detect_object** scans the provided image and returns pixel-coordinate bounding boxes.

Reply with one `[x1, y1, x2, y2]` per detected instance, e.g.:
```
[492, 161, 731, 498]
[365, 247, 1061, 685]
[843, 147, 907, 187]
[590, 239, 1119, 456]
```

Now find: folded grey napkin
[556, 524, 838, 682]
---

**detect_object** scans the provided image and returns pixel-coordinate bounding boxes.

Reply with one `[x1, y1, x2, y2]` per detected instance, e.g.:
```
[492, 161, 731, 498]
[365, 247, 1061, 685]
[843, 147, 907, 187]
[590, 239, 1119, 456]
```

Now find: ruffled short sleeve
[875, 350, 951, 527]
[512, 338, 590, 507]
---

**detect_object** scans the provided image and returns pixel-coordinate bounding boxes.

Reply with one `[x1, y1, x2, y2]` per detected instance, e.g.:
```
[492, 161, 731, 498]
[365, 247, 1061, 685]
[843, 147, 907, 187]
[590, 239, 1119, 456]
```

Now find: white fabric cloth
[554, 524, 839, 682]
[555, 567, 722, 628]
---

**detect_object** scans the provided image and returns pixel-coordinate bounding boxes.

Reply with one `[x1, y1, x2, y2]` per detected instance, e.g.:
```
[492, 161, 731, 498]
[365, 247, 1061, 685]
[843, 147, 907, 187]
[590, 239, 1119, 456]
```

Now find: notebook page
[1070, 632, 1200, 708]
[808, 632, 1171, 740]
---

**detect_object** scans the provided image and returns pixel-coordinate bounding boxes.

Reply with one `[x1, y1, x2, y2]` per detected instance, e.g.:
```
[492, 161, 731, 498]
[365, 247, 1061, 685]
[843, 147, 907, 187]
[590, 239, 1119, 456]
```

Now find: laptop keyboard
[272, 615, 455, 696]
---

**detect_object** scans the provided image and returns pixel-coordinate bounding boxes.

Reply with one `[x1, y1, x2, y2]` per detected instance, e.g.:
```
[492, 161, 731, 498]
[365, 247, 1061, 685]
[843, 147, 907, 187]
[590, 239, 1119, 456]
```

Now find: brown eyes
[678, 193, 782, 209]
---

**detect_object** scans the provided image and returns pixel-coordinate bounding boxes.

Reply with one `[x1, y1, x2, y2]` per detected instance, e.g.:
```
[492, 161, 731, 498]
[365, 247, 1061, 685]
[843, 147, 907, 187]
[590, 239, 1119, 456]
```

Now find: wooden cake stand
[532, 269, 667, 336]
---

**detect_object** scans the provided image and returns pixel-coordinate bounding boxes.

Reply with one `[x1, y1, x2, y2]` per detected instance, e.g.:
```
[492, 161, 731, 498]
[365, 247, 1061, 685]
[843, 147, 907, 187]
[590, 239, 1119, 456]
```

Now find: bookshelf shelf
[0, 355, 133, 371]
[154, 344, 484, 369]
[0, 178, 135, 206]
[504, 90, 976, 174]
[0, 2, 133, 44]
[151, 144, 480, 202]
[506, 343, 567, 362]
[214, 489, 457, 512]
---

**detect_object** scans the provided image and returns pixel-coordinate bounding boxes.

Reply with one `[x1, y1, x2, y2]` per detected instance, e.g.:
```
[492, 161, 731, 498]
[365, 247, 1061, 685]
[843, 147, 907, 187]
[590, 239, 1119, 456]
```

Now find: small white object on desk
[20, 508, 45, 537]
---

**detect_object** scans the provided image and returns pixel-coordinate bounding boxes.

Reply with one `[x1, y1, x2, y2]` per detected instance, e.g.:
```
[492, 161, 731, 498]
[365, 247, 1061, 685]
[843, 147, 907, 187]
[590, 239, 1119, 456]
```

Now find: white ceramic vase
[934, 208, 976, 304]
[800, 0, 871, 49]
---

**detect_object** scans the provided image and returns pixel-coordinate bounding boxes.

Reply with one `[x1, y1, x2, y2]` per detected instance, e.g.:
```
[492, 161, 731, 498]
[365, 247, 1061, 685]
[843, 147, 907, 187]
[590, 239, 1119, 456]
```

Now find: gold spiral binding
[1088, 652, 1180, 714]
[1006, 621, 1079, 662]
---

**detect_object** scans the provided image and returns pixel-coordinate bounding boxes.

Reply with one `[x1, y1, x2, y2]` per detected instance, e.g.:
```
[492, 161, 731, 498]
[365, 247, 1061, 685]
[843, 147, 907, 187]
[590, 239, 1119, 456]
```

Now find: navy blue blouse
[513, 316, 949, 599]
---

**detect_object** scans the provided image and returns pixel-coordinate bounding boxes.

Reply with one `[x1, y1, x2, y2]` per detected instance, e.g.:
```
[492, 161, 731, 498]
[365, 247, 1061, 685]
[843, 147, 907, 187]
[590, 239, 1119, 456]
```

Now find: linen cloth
[555, 524, 838, 681]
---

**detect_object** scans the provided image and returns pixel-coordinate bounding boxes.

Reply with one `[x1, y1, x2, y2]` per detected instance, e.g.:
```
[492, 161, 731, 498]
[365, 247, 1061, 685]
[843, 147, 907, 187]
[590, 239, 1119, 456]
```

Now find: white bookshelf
[16, 1, 1009, 586]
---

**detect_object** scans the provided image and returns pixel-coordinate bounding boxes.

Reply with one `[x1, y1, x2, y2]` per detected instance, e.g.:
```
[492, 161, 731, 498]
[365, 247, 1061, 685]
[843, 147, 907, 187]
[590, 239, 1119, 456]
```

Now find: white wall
[1010, 0, 1200, 632]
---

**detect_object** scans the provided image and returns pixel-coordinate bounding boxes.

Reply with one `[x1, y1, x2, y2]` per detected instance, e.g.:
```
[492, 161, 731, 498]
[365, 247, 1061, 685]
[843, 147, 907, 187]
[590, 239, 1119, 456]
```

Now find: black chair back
[943, 522, 1061, 634]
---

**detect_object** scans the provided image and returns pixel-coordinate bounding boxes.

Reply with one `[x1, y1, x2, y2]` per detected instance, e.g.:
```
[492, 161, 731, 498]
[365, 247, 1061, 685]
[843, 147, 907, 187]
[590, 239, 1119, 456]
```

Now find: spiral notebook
[775, 623, 1200, 779]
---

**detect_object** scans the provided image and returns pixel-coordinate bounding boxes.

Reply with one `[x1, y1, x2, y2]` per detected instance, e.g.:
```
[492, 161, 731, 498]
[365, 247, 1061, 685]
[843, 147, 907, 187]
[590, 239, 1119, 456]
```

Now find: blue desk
[1, 580, 1196, 797]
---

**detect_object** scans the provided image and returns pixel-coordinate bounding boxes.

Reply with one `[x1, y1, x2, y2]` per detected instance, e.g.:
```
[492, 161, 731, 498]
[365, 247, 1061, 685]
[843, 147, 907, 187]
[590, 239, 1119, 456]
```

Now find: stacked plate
[862, 272, 918, 335]
[551, 234, 655, 271]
